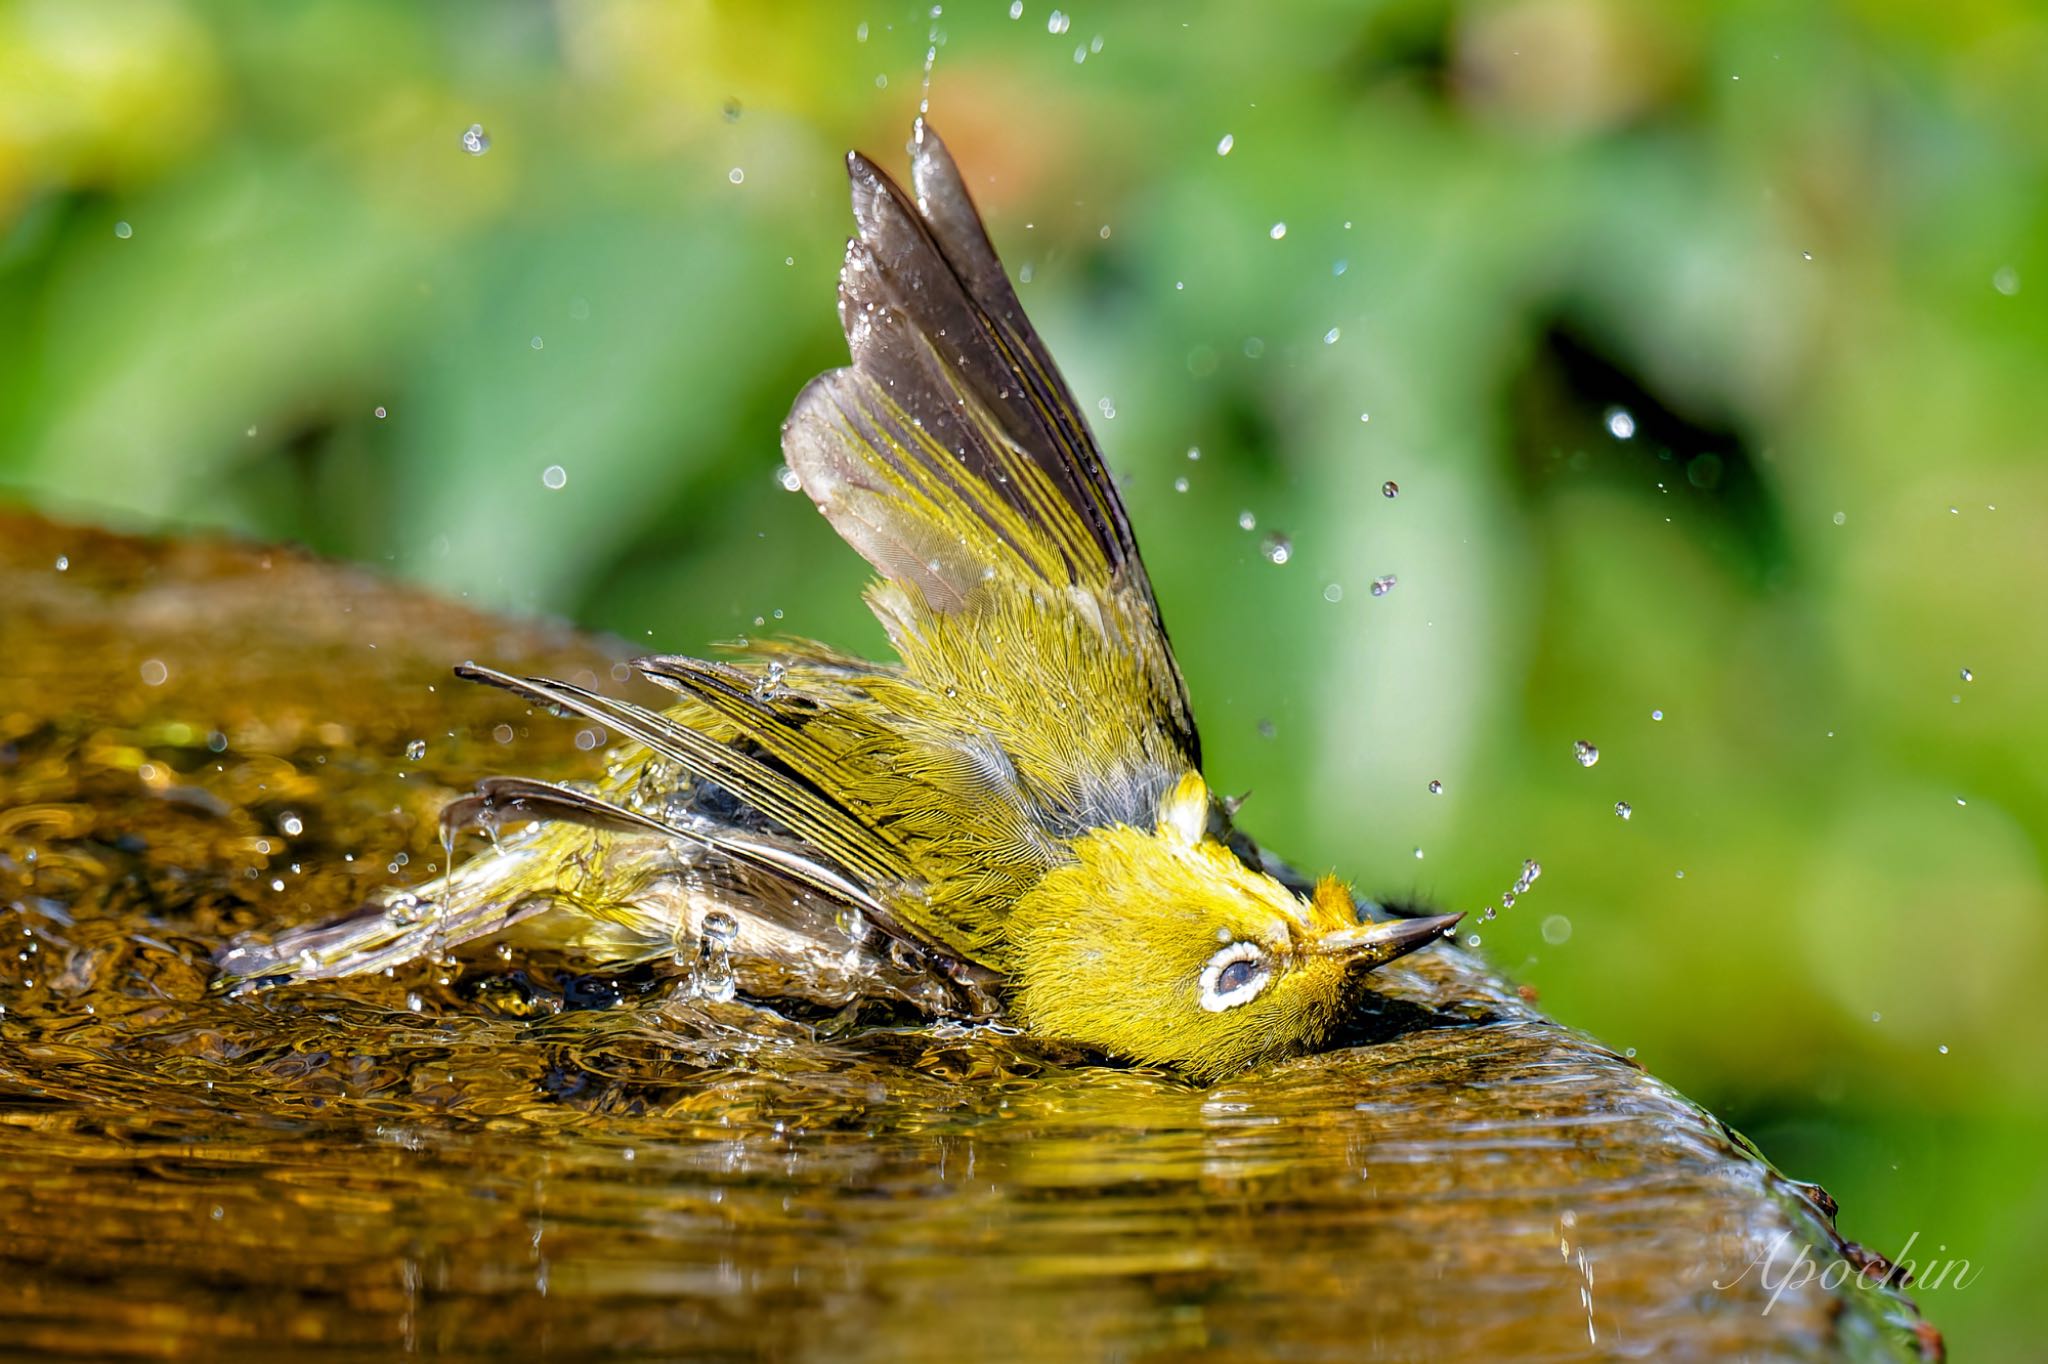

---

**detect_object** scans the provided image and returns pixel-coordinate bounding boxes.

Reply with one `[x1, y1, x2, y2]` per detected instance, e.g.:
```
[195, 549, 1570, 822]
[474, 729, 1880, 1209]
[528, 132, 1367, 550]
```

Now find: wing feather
[782, 121, 1197, 763]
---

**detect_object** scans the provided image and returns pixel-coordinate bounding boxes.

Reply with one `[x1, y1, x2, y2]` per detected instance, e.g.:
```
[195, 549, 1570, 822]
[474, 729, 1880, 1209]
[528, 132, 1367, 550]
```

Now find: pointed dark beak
[1313, 912, 1463, 970]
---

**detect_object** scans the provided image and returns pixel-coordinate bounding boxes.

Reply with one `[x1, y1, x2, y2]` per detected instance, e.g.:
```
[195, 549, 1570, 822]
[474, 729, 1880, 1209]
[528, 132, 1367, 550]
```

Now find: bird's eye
[1198, 941, 1270, 1012]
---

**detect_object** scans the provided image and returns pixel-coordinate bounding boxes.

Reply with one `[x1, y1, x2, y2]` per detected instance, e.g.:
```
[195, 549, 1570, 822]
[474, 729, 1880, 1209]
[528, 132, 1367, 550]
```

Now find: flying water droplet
[54, 555, 69, 571]
[460, 124, 491, 156]
[1541, 915, 1572, 945]
[1216, 133, 1234, 156]
[405, 739, 427, 761]
[1323, 327, 1341, 344]
[774, 464, 802, 492]
[1237, 510, 1256, 531]
[1614, 801, 1632, 820]
[1322, 582, 1343, 602]
[114, 221, 133, 239]
[1259, 532, 1292, 565]
[1269, 222, 1287, 240]
[1604, 407, 1635, 440]
[541, 464, 567, 490]
[1381, 481, 1399, 499]
[1959, 667, 1973, 682]
[1573, 740, 1600, 768]
[279, 812, 305, 837]
[1370, 575, 1397, 597]
[1427, 780, 1443, 795]
[1173, 476, 1189, 493]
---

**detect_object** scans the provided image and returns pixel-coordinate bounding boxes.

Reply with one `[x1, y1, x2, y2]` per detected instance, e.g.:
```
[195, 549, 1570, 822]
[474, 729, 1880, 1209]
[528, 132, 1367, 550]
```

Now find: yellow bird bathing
[218, 122, 1460, 1081]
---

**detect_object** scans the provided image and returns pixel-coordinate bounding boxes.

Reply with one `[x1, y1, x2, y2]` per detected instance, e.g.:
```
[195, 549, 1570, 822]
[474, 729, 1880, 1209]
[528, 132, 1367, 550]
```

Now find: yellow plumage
[217, 122, 1459, 1080]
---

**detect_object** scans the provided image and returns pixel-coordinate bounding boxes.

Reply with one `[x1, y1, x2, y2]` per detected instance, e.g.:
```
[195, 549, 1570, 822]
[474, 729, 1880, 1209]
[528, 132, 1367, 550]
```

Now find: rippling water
[0, 514, 1927, 1360]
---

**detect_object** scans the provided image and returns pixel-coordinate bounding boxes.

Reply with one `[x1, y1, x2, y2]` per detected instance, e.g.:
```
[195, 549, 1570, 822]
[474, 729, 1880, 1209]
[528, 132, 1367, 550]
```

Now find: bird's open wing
[781, 120, 1198, 765]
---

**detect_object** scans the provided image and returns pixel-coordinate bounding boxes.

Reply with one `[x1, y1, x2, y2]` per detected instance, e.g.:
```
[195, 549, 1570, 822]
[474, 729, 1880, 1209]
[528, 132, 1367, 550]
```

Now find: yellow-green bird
[218, 122, 1460, 1081]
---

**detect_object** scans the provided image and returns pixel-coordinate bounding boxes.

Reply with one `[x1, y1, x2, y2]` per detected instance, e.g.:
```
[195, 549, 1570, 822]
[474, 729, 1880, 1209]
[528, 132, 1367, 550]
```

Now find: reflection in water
[0, 513, 1924, 1360]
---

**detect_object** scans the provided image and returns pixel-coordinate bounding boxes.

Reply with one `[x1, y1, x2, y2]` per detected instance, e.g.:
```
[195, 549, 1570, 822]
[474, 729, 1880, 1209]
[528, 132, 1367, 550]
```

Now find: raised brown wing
[782, 120, 1198, 763]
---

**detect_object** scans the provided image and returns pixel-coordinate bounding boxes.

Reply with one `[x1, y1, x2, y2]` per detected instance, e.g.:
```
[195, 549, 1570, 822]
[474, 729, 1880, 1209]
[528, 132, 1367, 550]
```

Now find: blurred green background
[3, 0, 2043, 1351]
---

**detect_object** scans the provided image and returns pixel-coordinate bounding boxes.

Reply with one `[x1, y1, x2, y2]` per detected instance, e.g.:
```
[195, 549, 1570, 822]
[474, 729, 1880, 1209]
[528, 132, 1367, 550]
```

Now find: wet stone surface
[0, 511, 1929, 1360]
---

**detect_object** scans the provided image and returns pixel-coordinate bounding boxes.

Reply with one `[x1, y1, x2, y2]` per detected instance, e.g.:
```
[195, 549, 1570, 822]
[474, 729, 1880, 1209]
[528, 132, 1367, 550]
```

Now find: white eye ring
[1198, 940, 1270, 1013]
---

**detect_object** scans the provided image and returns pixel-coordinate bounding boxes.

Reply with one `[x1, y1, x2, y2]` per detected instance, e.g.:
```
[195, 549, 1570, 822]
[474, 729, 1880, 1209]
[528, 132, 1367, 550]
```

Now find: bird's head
[1007, 775, 1459, 1081]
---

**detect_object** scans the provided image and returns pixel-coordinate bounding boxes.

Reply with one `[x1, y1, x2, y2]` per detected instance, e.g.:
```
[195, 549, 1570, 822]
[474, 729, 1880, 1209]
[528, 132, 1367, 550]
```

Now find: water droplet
[1651, 709, 1664, 721]
[1323, 326, 1341, 344]
[139, 659, 169, 687]
[1614, 801, 1632, 820]
[114, 221, 133, 240]
[702, 910, 739, 948]
[1938, 1044, 1950, 1055]
[1466, 934, 1482, 948]
[1259, 532, 1292, 565]
[1047, 8, 1069, 34]
[774, 464, 802, 492]
[387, 892, 425, 925]
[1959, 667, 1973, 682]
[1871, 1011, 1882, 1023]
[1623, 1047, 1637, 1059]
[530, 336, 544, 351]
[1832, 511, 1847, 525]
[728, 167, 745, 184]
[405, 739, 427, 760]
[460, 123, 491, 156]
[1381, 481, 1399, 499]
[722, 98, 743, 122]
[574, 728, 602, 751]
[1269, 222, 1287, 240]
[1573, 739, 1600, 768]
[373, 405, 387, 419]
[1173, 476, 1189, 493]
[1008, 0, 1023, 17]
[1604, 407, 1635, 440]
[1322, 582, 1343, 603]
[492, 723, 514, 745]
[1186, 446, 1202, 461]
[1359, 412, 1371, 423]
[279, 812, 305, 837]
[1256, 718, 1276, 740]
[1992, 265, 2019, 296]
[1216, 133, 1234, 156]
[541, 464, 567, 490]
[1427, 780, 1443, 795]
[1955, 797, 1967, 807]
[54, 555, 69, 572]
[753, 661, 786, 701]
[1541, 915, 1572, 945]
[1413, 847, 1425, 859]
[1237, 510, 1256, 531]
[1370, 574, 1397, 597]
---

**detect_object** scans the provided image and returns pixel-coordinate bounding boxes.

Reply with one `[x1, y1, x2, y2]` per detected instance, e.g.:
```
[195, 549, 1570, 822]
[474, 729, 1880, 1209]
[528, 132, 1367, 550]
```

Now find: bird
[215, 121, 1461, 1081]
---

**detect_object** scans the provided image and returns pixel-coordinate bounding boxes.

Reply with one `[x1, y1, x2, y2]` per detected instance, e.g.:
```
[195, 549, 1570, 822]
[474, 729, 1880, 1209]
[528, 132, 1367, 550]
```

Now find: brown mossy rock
[0, 510, 1935, 1361]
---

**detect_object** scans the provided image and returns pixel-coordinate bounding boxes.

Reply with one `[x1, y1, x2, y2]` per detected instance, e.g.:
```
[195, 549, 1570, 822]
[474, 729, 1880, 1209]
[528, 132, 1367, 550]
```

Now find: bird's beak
[1313, 912, 1463, 969]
